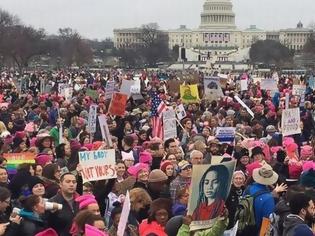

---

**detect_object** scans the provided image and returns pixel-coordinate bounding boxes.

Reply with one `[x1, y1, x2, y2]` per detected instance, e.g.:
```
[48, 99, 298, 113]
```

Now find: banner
[79, 149, 117, 182]
[175, 104, 186, 120]
[163, 110, 177, 140]
[204, 77, 224, 101]
[105, 80, 115, 100]
[108, 92, 128, 117]
[216, 127, 235, 144]
[98, 115, 113, 147]
[180, 84, 200, 104]
[88, 104, 98, 134]
[4, 153, 35, 174]
[188, 161, 236, 231]
[292, 85, 306, 96]
[260, 78, 277, 91]
[281, 108, 301, 136]
[240, 79, 248, 91]
[117, 191, 131, 236]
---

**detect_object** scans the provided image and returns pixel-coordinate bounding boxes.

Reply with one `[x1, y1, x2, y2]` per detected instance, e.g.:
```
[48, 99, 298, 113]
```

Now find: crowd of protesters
[0, 69, 314, 236]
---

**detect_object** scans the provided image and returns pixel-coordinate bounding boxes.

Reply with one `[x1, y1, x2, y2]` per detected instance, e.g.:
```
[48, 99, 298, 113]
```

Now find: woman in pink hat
[128, 163, 150, 190]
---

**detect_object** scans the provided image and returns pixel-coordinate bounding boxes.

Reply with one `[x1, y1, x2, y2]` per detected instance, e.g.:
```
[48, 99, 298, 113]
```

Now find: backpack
[268, 212, 281, 236]
[234, 189, 269, 234]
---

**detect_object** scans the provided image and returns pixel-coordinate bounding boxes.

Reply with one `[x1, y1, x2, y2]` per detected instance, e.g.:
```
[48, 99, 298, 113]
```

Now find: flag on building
[150, 91, 167, 139]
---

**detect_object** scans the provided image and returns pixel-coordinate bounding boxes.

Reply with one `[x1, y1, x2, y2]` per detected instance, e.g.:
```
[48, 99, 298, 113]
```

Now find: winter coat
[282, 214, 313, 236]
[46, 192, 80, 236]
[172, 202, 187, 216]
[225, 184, 244, 229]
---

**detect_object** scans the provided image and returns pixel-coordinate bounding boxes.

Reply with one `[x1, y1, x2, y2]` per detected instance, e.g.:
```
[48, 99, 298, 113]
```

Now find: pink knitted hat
[35, 154, 53, 167]
[302, 161, 315, 172]
[283, 137, 295, 148]
[75, 194, 98, 210]
[128, 163, 149, 178]
[139, 151, 152, 164]
[286, 142, 298, 153]
[85, 224, 108, 236]
[35, 228, 58, 236]
[300, 145, 313, 160]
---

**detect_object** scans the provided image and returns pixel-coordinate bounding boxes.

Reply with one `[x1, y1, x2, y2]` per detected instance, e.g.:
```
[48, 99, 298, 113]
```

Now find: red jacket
[139, 219, 167, 236]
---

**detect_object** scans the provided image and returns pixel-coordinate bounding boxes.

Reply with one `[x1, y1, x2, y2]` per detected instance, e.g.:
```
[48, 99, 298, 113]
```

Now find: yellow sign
[180, 84, 200, 104]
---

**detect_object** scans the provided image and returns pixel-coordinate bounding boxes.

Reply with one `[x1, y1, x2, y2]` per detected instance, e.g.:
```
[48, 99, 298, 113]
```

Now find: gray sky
[0, 0, 314, 40]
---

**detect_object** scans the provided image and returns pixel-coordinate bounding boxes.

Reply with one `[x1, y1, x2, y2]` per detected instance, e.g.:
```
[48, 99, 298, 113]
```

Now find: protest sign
[204, 77, 224, 101]
[216, 127, 235, 144]
[259, 218, 271, 236]
[260, 78, 277, 91]
[117, 191, 131, 236]
[163, 110, 177, 140]
[175, 104, 186, 120]
[78, 149, 116, 182]
[4, 153, 35, 174]
[86, 88, 99, 100]
[64, 87, 73, 102]
[188, 161, 236, 231]
[308, 76, 315, 90]
[120, 79, 137, 97]
[88, 104, 98, 134]
[108, 92, 128, 117]
[240, 79, 248, 91]
[130, 80, 141, 94]
[281, 108, 301, 136]
[223, 221, 238, 236]
[58, 83, 68, 97]
[105, 80, 115, 100]
[180, 84, 200, 104]
[98, 115, 113, 147]
[292, 85, 306, 96]
[285, 93, 290, 109]
[234, 95, 254, 118]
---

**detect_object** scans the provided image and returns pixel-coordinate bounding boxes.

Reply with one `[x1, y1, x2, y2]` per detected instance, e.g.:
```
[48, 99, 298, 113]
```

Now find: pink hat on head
[270, 146, 283, 154]
[283, 137, 294, 148]
[75, 194, 98, 210]
[128, 163, 149, 178]
[35, 228, 58, 236]
[246, 161, 262, 177]
[25, 122, 35, 133]
[85, 224, 108, 236]
[139, 151, 152, 164]
[286, 142, 298, 153]
[300, 145, 313, 160]
[35, 154, 53, 167]
[84, 143, 93, 151]
[302, 161, 315, 172]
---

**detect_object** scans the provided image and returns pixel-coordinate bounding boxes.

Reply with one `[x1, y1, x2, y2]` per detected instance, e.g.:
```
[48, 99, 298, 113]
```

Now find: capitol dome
[200, 0, 236, 29]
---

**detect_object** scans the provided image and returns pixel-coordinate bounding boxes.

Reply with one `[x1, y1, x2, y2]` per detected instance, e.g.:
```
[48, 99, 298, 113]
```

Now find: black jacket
[225, 184, 244, 229]
[46, 192, 79, 236]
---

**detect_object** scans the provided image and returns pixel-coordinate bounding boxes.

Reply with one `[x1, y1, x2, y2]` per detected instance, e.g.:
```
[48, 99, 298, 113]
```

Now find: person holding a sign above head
[192, 165, 229, 221]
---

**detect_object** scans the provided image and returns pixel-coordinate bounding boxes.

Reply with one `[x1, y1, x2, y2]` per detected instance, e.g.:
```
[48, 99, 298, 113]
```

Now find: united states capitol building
[114, 0, 313, 62]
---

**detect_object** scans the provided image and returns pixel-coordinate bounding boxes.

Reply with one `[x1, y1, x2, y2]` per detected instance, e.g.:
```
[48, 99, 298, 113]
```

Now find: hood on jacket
[283, 214, 306, 236]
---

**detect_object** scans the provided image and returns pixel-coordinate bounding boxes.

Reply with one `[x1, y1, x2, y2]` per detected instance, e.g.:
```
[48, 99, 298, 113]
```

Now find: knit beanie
[28, 176, 44, 191]
[160, 161, 173, 173]
[35, 154, 53, 167]
[148, 169, 168, 183]
[300, 169, 315, 188]
[139, 151, 153, 164]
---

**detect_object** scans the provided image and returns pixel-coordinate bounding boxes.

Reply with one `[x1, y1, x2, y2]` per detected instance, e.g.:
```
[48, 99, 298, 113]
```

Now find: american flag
[150, 91, 167, 139]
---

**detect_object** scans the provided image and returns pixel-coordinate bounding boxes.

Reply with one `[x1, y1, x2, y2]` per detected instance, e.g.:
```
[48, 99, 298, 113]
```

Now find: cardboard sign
[108, 92, 128, 117]
[79, 149, 117, 182]
[86, 88, 99, 100]
[204, 77, 224, 101]
[180, 84, 200, 104]
[163, 110, 177, 140]
[130, 80, 141, 94]
[105, 80, 115, 100]
[260, 78, 277, 91]
[216, 127, 235, 144]
[88, 104, 98, 134]
[4, 153, 35, 174]
[281, 108, 301, 136]
[117, 191, 131, 236]
[240, 79, 248, 91]
[188, 161, 236, 231]
[292, 85, 306, 96]
[98, 115, 113, 147]
[175, 104, 186, 120]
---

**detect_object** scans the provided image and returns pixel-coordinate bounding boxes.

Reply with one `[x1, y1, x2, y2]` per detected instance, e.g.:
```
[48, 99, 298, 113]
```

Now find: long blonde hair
[0, 121, 7, 134]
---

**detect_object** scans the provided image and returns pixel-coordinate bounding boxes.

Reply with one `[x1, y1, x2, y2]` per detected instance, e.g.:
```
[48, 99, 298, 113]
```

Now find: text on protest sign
[281, 108, 301, 136]
[292, 85, 306, 96]
[203, 77, 224, 101]
[216, 127, 235, 144]
[88, 104, 98, 134]
[79, 149, 117, 182]
[163, 110, 177, 140]
[260, 78, 277, 91]
[105, 80, 115, 100]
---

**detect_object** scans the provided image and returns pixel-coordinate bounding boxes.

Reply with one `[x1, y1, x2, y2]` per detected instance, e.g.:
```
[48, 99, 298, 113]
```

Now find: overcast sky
[0, 0, 314, 40]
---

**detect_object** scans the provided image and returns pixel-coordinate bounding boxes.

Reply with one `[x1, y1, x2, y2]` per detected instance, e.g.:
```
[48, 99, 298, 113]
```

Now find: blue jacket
[246, 182, 275, 231]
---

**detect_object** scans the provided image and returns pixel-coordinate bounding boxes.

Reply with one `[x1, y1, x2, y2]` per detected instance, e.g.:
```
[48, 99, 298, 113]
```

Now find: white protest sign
[64, 87, 73, 102]
[281, 108, 301, 136]
[98, 115, 113, 147]
[59, 124, 63, 144]
[130, 80, 141, 94]
[260, 78, 277, 91]
[216, 127, 235, 144]
[175, 104, 186, 120]
[163, 110, 177, 140]
[105, 80, 115, 100]
[117, 191, 131, 236]
[292, 85, 306, 96]
[88, 104, 98, 134]
[58, 83, 68, 97]
[79, 149, 117, 182]
[223, 221, 238, 236]
[234, 95, 254, 118]
[120, 79, 136, 97]
[204, 77, 224, 101]
[240, 79, 248, 91]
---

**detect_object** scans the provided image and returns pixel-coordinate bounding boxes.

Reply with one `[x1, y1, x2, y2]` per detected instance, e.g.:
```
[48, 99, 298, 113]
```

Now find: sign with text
[175, 104, 186, 120]
[180, 84, 200, 104]
[204, 77, 224, 101]
[260, 78, 277, 91]
[88, 104, 98, 134]
[98, 115, 113, 147]
[108, 92, 128, 117]
[105, 80, 115, 100]
[281, 108, 301, 136]
[4, 152, 35, 174]
[216, 127, 235, 144]
[292, 85, 306, 96]
[79, 149, 117, 182]
[163, 110, 177, 140]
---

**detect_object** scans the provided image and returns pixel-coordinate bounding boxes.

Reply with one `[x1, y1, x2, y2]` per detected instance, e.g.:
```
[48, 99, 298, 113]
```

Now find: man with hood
[283, 193, 314, 236]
